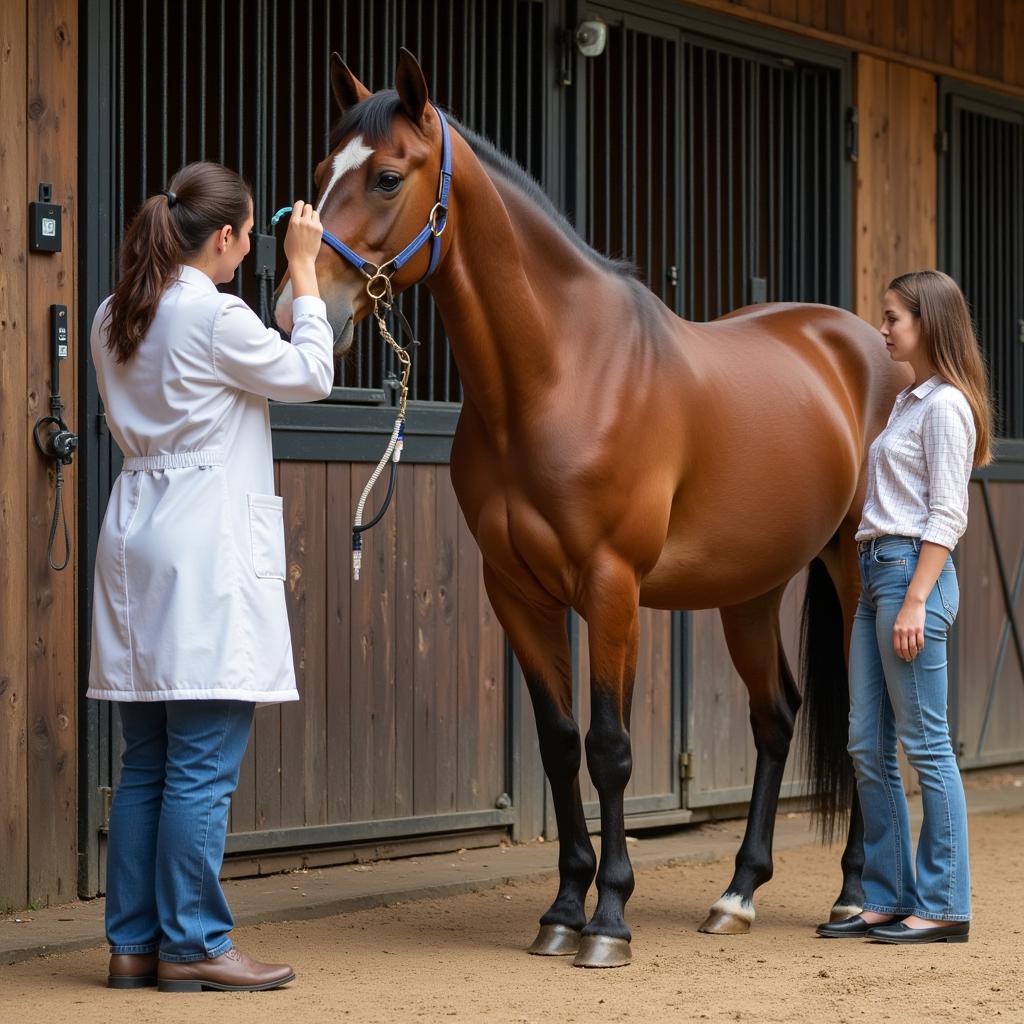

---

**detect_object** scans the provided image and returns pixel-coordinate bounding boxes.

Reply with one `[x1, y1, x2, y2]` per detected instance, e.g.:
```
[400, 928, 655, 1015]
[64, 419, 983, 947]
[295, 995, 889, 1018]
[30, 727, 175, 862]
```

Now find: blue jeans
[105, 700, 255, 961]
[847, 536, 970, 922]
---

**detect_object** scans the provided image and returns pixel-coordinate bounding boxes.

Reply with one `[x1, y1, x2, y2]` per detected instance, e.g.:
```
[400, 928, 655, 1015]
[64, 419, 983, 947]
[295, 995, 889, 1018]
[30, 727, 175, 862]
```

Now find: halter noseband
[271, 106, 453, 289]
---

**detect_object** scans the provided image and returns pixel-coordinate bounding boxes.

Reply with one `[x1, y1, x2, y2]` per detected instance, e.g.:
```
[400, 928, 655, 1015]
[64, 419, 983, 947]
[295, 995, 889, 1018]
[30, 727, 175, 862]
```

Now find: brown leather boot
[157, 947, 295, 993]
[107, 952, 159, 989]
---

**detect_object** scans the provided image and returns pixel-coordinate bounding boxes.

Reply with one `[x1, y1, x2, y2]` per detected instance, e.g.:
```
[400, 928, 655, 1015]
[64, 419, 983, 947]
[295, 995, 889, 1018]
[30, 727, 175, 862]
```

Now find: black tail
[798, 557, 856, 844]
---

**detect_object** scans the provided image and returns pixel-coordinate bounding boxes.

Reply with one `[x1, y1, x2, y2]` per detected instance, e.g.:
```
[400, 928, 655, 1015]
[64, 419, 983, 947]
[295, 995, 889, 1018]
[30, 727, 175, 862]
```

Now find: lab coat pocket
[247, 493, 287, 580]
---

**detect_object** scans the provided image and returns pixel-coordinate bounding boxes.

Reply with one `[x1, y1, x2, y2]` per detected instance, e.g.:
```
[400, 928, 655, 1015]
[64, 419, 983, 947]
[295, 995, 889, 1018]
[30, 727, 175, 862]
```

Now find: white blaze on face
[316, 134, 375, 214]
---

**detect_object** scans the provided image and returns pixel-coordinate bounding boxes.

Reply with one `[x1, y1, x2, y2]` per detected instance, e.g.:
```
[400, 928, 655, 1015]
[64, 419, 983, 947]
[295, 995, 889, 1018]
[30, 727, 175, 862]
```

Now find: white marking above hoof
[829, 904, 864, 922]
[709, 893, 755, 923]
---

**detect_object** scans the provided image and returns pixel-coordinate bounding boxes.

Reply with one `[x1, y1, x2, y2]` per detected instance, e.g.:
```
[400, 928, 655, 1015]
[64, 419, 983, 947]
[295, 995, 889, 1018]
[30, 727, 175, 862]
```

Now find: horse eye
[376, 172, 403, 193]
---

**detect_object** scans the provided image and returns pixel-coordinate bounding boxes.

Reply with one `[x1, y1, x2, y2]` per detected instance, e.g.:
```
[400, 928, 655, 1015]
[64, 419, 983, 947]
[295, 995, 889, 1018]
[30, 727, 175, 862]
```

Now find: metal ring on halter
[366, 271, 392, 302]
[429, 202, 447, 238]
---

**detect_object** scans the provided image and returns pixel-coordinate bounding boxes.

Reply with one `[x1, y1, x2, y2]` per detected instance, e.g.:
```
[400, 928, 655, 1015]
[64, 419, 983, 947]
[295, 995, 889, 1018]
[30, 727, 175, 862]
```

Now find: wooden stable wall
[854, 56, 938, 322]
[681, 0, 1024, 94]
[0, 0, 79, 912]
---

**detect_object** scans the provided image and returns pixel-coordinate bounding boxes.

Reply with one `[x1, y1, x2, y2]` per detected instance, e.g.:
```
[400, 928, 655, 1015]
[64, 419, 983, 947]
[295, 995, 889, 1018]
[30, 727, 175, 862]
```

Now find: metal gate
[574, 3, 852, 815]
[80, 0, 563, 894]
[939, 81, 1024, 771]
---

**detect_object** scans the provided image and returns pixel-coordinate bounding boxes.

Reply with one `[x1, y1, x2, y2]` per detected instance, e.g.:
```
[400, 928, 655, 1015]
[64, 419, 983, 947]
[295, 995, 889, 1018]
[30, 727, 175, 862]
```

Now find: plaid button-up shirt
[856, 374, 977, 551]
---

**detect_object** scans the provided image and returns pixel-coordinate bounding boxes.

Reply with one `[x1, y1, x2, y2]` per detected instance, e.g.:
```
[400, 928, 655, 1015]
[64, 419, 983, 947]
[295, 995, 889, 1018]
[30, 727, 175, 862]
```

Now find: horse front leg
[481, 567, 596, 956]
[575, 558, 640, 969]
[700, 587, 799, 935]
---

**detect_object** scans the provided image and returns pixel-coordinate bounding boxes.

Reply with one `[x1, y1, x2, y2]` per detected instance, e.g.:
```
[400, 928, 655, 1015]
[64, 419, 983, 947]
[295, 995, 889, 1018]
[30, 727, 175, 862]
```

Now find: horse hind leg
[815, 527, 866, 922]
[700, 585, 800, 935]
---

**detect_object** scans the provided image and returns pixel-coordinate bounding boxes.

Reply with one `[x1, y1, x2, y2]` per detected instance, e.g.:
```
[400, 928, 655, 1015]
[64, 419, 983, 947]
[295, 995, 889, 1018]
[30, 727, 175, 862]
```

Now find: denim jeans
[105, 700, 256, 961]
[847, 536, 970, 922]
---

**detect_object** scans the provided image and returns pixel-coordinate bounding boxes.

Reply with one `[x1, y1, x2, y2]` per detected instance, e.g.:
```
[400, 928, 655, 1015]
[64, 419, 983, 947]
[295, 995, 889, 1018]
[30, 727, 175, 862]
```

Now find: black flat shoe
[815, 915, 878, 938]
[867, 921, 969, 944]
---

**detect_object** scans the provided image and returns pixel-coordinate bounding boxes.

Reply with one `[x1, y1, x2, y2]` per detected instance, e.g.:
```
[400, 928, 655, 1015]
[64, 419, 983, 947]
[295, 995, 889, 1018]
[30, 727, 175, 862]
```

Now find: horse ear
[395, 47, 429, 124]
[331, 53, 371, 112]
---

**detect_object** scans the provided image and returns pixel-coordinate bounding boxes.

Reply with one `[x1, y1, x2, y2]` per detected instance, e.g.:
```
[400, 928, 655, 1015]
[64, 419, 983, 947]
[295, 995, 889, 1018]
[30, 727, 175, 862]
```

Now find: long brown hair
[888, 270, 994, 467]
[104, 162, 252, 363]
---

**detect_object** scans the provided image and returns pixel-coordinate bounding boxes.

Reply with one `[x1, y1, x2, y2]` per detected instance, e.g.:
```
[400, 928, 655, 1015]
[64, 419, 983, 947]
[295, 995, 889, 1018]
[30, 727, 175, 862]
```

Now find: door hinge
[936, 129, 950, 154]
[679, 751, 694, 780]
[99, 785, 113, 833]
[845, 106, 859, 162]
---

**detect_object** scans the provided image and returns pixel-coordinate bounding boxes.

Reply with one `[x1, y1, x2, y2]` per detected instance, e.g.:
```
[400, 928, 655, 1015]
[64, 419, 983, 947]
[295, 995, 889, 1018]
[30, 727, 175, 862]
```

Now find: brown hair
[104, 162, 252, 363]
[887, 270, 994, 467]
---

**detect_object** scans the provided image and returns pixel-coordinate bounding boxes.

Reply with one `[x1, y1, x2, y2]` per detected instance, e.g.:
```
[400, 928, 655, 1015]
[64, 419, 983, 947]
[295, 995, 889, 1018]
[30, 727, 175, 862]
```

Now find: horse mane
[328, 91, 634, 279]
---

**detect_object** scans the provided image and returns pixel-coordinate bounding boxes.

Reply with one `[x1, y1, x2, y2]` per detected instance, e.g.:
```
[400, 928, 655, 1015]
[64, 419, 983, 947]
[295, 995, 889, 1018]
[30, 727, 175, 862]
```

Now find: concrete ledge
[3, 775, 1022, 966]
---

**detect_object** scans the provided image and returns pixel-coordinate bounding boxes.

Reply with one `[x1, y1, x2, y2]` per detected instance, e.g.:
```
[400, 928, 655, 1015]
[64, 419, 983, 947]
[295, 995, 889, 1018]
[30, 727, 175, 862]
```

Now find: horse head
[273, 48, 449, 352]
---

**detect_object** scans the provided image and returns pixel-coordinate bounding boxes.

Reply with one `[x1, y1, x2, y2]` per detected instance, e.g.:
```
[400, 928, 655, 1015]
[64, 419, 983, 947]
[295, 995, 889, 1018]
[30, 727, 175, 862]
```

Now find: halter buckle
[429, 202, 448, 238]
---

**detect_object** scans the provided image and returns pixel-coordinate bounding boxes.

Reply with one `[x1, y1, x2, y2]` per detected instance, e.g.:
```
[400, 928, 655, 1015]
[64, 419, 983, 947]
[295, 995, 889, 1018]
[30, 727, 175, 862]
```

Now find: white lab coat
[87, 264, 334, 703]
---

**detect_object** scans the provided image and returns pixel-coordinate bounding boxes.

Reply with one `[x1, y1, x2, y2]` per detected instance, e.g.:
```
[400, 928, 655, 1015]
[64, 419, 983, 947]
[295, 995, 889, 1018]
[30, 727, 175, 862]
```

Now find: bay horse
[274, 49, 908, 968]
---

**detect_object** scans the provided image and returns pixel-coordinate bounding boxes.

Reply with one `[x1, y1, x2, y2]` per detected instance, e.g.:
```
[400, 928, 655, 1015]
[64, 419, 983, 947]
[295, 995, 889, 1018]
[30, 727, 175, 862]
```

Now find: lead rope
[351, 273, 412, 581]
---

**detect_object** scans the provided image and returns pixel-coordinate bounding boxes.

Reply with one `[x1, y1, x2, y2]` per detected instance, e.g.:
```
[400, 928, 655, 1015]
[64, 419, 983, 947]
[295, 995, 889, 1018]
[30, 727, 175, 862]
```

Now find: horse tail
[798, 556, 855, 844]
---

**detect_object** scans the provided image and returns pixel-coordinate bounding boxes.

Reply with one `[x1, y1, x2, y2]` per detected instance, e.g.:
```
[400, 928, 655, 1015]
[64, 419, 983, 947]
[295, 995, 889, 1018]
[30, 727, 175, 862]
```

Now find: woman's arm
[893, 394, 975, 662]
[892, 541, 949, 662]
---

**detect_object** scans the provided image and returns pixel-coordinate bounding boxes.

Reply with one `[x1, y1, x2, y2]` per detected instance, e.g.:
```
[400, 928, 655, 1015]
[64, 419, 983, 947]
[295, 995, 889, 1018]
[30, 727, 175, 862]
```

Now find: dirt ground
[3, 810, 1023, 1023]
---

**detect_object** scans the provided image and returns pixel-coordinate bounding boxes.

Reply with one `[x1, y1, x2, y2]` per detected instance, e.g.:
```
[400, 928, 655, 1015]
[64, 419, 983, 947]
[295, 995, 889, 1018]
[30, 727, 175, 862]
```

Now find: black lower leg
[834, 790, 865, 913]
[582, 687, 634, 941]
[527, 680, 596, 931]
[717, 686, 798, 916]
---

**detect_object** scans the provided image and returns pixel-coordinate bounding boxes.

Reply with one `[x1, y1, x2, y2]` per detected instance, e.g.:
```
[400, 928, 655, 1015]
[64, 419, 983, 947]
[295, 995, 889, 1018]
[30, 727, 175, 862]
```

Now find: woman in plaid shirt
[817, 271, 993, 945]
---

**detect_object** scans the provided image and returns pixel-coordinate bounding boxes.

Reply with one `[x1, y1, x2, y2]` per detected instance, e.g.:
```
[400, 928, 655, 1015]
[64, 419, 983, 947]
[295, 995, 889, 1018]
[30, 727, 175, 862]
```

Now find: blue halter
[271, 107, 453, 285]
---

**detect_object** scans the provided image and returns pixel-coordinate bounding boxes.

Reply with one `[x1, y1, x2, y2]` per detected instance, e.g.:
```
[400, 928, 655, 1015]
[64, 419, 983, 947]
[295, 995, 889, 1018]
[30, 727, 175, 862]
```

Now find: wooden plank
[26, 0, 77, 907]
[906, 65, 938, 270]
[952, 0, 977, 72]
[325, 462, 352, 824]
[930, 0, 955, 67]
[0, 0, 29, 913]
[679, 0, 1024, 96]
[434, 469, 459, 814]
[770, 0, 799, 25]
[412, 465, 438, 815]
[348, 462, 375, 821]
[279, 463, 307, 828]
[369, 463, 397, 820]
[976, 0, 1004, 81]
[872, 0, 895, 50]
[298, 463, 327, 827]
[393, 463, 415, 818]
[892, 0, 910, 53]
[1005, 0, 1024, 88]
[844, 0, 873, 43]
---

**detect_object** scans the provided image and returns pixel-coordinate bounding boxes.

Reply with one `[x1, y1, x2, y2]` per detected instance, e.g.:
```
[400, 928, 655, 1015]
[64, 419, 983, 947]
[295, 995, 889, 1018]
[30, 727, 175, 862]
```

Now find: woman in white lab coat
[89, 161, 334, 993]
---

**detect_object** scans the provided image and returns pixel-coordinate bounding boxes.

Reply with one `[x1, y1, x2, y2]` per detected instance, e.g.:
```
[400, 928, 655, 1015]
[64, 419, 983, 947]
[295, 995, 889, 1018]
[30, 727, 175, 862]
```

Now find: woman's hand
[284, 201, 323, 300]
[893, 597, 926, 662]
[283, 201, 323, 266]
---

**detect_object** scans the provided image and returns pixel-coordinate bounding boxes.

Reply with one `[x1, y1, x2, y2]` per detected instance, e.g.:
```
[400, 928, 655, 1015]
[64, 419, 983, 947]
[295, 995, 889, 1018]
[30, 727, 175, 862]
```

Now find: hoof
[527, 924, 581, 956]
[829, 904, 864, 923]
[572, 934, 632, 969]
[698, 910, 752, 935]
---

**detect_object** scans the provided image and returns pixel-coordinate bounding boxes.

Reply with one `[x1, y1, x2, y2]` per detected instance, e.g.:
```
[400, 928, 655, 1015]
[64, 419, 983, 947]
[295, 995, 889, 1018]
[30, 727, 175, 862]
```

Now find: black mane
[328, 91, 632, 278]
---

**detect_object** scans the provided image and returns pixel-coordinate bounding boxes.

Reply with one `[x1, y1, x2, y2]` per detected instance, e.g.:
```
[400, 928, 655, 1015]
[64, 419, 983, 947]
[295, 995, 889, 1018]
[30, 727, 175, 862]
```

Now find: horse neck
[426, 138, 626, 422]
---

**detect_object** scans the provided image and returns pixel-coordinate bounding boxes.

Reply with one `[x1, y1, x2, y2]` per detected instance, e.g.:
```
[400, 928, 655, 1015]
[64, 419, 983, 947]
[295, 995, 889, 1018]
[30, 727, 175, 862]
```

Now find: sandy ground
[3, 810, 1023, 1023]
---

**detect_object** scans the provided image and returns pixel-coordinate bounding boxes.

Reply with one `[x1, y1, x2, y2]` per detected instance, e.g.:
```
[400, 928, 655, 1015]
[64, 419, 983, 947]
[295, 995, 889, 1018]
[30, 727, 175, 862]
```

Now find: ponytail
[104, 161, 252, 363]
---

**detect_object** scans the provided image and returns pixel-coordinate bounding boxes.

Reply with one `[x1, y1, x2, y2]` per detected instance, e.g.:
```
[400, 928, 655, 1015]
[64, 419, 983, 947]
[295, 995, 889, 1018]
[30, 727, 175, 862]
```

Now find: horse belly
[640, 423, 860, 610]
